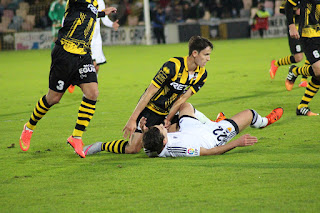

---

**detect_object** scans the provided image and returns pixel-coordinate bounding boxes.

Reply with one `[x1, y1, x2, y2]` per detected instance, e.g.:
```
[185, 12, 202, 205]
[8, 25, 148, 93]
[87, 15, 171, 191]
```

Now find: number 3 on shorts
[313, 50, 320, 58]
[56, 80, 64, 91]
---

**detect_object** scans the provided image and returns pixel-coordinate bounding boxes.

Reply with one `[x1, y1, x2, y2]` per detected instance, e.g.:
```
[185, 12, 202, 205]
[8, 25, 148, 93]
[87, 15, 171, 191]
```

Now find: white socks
[250, 109, 268, 128]
[194, 109, 212, 124]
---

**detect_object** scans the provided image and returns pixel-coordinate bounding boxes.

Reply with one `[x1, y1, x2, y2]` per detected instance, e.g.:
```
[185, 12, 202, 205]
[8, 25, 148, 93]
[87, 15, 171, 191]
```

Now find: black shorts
[135, 108, 178, 133]
[288, 34, 303, 54]
[300, 37, 320, 65]
[49, 44, 98, 93]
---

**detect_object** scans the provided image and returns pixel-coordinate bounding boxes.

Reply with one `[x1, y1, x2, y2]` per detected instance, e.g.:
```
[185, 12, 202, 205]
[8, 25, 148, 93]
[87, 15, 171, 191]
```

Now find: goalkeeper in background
[48, 0, 66, 50]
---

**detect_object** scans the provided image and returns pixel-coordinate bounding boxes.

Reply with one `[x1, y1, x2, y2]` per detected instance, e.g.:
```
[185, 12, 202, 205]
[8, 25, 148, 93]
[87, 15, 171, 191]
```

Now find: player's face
[195, 46, 212, 68]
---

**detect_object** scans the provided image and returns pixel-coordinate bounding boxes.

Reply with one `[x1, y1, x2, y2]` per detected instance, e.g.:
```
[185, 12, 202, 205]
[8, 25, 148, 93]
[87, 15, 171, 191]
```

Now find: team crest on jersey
[192, 73, 198, 80]
[227, 127, 232, 133]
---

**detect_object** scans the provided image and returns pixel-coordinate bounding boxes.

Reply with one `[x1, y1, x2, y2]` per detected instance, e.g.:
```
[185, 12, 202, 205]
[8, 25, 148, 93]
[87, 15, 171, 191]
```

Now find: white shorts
[179, 116, 239, 147]
[91, 42, 106, 65]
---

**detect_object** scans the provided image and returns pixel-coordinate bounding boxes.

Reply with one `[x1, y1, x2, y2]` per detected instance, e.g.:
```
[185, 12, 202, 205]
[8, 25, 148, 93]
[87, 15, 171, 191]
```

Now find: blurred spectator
[251, 2, 270, 38]
[232, 0, 244, 17]
[264, 0, 274, 16]
[182, 1, 191, 21]
[116, 0, 131, 26]
[35, 8, 50, 29]
[152, 5, 166, 44]
[48, 0, 66, 49]
[167, 2, 183, 23]
[187, 0, 205, 22]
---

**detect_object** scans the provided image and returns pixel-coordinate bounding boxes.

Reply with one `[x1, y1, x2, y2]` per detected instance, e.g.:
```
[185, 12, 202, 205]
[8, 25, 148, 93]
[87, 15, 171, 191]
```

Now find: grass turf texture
[1, 37, 320, 212]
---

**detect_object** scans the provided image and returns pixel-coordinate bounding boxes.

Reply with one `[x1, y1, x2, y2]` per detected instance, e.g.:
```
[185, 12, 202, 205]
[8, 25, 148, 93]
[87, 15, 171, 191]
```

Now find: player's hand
[122, 118, 136, 139]
[139, 117, 149, 133]
[103, 7, 117, 16]
[289, 24, 299, 39]
[237, 134, 258, 147]
[112, 20, 120, 31]
[164, 118, 171, 130]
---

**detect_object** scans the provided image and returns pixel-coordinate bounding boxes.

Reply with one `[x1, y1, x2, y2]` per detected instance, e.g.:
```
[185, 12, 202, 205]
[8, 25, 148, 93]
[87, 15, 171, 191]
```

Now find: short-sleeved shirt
[147, 116, 239, 158]
[146, 57, 207, 115]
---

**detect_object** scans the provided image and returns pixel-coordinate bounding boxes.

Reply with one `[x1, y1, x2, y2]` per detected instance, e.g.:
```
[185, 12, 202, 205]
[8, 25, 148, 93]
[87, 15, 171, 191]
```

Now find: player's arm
[285, 0, 299, 39]
[98, 7, 117, 18]
[165, 71, 206, 127]
[101, 16, 119, 31]
[164, 89, 193, 127]
[123, 83, 160, 138]
[200, 134, 258, 156]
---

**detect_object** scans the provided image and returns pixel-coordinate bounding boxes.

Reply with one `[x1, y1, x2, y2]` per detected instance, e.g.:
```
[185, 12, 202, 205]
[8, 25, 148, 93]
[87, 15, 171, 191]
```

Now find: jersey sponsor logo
[79, 64, 96, 79]
[170, 82, 188, 90]
[87, 4, 98, 15]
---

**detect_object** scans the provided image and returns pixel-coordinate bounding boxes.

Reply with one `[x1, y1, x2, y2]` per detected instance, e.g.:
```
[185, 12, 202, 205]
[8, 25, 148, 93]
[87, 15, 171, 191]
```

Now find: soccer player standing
[19, 0, 117, 158]
[284, 0, 320, 116]
[269, 0, 309, 88]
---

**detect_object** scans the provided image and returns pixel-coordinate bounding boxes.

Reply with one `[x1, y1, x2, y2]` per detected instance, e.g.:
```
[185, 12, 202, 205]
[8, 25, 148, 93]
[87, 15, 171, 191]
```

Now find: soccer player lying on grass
[142, 103, 283, 157]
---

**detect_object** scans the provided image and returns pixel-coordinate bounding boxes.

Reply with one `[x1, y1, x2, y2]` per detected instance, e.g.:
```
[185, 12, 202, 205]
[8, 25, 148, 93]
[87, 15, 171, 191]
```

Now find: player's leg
[270, 35, 303, 79]
[19, 90, 64, 151]
[296, 77, 320, 116]
[287, 38, 320, 115]
[299, 60, 310, 87]
[67, 82, 98, 158]
[230, 108, 283, 131]
[84, 108, 166, 155]
[19, 45, 70, 151]
[93, 60, 100, 75]
[66, 53, 99, 158]
[286, 39, 320, 90]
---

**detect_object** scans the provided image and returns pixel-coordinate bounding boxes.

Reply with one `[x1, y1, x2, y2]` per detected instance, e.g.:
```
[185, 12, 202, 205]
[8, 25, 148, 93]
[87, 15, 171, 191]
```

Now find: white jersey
[91, 0, 113, 64]
[155, 116, 238, 157]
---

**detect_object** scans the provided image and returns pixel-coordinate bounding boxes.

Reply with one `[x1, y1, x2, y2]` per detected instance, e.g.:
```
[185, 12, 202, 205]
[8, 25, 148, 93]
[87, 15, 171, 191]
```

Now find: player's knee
[180, 102, 192, 111]
[46, 94, 61, 105]
[85, 90, 99, 100]
[294, 54, 303, 63]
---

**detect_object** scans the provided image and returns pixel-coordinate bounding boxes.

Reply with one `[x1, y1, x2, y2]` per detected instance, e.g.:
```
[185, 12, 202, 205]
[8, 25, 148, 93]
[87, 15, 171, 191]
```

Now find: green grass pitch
[1, 37, 320, 212]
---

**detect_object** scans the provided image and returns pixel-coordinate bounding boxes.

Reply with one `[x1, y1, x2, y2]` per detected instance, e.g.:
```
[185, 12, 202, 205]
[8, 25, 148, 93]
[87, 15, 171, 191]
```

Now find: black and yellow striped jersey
[288, 0, 320, 37]
[147, 56, 207, 115]
[280, 0, 300, 27]
[56, 0, 99, 55]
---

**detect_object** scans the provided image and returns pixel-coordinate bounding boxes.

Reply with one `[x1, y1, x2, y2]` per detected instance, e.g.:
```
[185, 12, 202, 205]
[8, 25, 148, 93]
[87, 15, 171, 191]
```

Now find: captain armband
[98, 11, 105, 18]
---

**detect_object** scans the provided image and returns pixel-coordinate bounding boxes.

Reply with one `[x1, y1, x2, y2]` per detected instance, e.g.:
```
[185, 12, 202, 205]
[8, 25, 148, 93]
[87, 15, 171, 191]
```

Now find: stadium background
[0, 0, 286, 50]
[2, 1, 320, 212]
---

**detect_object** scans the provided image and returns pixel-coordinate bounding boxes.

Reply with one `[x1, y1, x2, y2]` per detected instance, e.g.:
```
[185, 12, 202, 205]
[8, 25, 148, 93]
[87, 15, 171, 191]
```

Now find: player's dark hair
[188, 35, 213, 56]
[142, 126, 164, 154]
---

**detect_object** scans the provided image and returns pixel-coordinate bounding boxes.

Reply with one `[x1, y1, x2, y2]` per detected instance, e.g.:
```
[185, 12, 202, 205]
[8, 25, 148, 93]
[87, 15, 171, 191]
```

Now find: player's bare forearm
[165, 90, 193, 123]
[200, 134, 258, 156]
[123, 84, 159, 138]
[200, 142, 237, 156]
[129, 83, 159, 121]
